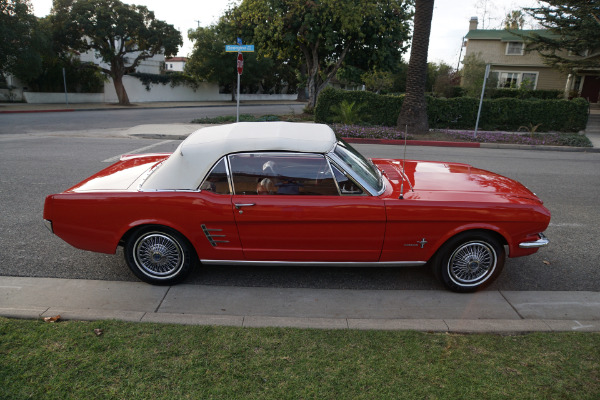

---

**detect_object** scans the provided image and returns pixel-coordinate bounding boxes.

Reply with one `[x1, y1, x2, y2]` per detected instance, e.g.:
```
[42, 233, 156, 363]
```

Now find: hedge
[315, 88, 588, 132]
[485, 88, 563, 100]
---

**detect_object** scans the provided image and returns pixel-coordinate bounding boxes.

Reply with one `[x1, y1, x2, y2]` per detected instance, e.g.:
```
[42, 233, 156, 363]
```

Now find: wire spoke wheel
[433, 232, 505, 293]
[124, 227, 195, 284]
[135, 233, 183, 277]
[447, 241, 496, 285]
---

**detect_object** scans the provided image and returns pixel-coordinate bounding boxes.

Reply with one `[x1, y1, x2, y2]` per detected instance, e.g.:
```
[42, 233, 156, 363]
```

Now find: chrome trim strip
[198, 157, 233, 194]
[137, 160, 165, 191]
[327, 152, 385, 196]
[328, 160, 368, 196]
[519, 233, 549, 249]
[200, 260, 427, 267]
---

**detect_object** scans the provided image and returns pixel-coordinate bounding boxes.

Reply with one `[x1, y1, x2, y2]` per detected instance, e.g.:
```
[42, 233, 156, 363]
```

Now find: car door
[228, 152, 386, 262]
[194, 157, 244, 261]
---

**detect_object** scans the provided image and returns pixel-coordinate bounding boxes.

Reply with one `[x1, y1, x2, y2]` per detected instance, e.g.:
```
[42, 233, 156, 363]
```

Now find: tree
[0, 0, 41, 79]
[186, 22, 297, 100]
[524, 0, 600, 72]
[397, 0, 435, 134]
[362, 70, 394, 94]
[234, 0, 411, 108]
[460, 53, 489, 97]
[51, 0, 182, 105]
[504, 10, 526, 29]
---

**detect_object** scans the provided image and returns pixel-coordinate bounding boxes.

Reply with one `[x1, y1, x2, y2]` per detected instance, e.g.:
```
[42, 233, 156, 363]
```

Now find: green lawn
[1, 318, 598, 399]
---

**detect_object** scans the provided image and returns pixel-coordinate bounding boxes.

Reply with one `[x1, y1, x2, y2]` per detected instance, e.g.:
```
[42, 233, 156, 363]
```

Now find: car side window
[331, 164, 364, 195]
[199, 158, 231, 194]
[228, 153, 339, 196]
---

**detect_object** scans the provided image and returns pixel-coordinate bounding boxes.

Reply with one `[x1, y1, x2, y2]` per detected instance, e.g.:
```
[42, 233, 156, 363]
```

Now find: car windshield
[332, 139, 384, 194]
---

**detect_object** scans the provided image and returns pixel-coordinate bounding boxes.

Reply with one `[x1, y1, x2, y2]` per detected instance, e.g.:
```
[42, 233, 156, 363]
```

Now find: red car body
[43, 122, 550, 292]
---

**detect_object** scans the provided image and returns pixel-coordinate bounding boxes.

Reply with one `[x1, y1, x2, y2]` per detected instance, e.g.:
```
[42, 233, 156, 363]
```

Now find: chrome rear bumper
[519, 232, 549, 249]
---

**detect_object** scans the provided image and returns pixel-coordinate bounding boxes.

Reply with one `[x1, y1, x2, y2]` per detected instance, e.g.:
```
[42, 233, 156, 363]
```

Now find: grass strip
[1, 318, 599, 399]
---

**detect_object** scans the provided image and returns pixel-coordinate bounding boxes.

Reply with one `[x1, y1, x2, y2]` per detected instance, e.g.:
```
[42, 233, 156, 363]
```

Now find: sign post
[225, 39, 255, 122]
[474, 64, 490, 138]
[236, 52, 243, 122]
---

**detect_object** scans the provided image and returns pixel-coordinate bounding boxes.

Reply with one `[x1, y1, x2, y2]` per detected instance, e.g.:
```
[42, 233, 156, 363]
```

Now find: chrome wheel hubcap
[134, 233, 183, 278]
[447, 241, 497, 286]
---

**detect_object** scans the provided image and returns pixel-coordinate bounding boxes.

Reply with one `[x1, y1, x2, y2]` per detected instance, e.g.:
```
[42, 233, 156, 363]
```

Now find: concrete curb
[3, 308, 599, 333]
[0, 101, 303, 114]
[1, 276, 599, 333]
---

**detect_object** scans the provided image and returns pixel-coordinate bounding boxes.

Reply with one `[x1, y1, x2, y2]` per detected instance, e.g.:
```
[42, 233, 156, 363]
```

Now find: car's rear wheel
[432, 231, 505, 293]
[124, 226, 195, 285]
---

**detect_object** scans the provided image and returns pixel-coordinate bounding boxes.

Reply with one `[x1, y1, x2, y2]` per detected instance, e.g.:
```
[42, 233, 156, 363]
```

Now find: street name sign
[225, 45, 255, 52]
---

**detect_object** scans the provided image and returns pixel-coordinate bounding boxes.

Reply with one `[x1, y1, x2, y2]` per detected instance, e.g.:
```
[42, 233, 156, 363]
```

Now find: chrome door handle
[234, 203, 256, 209]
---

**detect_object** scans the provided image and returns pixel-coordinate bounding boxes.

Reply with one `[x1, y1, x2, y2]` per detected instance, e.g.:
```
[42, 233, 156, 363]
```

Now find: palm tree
[397, 0, 435, 134]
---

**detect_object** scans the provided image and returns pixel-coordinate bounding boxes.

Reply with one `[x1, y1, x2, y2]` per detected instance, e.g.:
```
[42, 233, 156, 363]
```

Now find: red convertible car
[43, 122, 550, 292]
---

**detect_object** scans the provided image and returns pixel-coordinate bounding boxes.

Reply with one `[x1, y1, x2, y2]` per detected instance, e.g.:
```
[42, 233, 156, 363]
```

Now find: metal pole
[236, 51, 241, 123]
[474, 64, 490, 138]
[236, 70, 240, 123]
[62, 68, 69, 106]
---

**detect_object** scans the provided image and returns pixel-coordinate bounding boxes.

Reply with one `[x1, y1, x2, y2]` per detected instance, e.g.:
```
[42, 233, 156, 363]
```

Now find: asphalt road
[0, 103, 305, 134]
[1, 131, 599, 291]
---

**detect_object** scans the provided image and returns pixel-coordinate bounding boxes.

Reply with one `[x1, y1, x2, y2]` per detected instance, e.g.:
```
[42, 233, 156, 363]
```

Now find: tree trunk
[397, 0, 435, 134]
[112, 71, 130, 106]
[297, 64, 307, 102]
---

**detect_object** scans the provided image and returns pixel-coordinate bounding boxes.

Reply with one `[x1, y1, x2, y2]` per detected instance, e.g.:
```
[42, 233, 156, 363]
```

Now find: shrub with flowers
[332, 124, 592, 147]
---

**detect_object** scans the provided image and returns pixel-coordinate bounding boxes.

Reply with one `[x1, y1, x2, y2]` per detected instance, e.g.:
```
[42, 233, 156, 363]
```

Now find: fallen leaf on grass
[94, 329, 104, 336]
[43, 315, 61, 323]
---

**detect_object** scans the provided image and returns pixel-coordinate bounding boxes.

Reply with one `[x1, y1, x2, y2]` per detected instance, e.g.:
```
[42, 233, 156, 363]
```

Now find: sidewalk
[1, 276, 598, 332]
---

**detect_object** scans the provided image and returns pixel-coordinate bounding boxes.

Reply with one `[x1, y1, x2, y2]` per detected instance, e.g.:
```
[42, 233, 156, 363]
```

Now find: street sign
[225, 44, 255, 52]
[237, 52, 244, 75]
[237, 37, 243, 45]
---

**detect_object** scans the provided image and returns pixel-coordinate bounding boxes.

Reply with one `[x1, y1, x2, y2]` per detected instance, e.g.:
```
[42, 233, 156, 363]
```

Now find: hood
[375, 159, 542, 203]
[66, 154, 170, 193]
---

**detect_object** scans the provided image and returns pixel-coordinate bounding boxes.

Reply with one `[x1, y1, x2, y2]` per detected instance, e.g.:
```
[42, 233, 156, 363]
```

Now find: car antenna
[399, 124, 414, 200]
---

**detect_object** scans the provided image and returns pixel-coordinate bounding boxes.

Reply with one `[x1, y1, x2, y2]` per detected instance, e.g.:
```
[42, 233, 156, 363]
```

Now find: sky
[30, 0, 539, 68]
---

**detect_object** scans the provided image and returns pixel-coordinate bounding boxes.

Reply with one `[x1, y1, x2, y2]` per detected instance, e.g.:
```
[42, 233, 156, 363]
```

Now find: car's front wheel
[124, 226, 195, 285]
[432, 231, 505, 293]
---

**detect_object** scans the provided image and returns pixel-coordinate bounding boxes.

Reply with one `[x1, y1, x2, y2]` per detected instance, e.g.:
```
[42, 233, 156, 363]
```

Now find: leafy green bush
[486, 88, 563, 100]
[555, 133, 592, 147]
[329, 100, 367, 125]
[315, 88, 588, 132]
[315, 88, 403, 126]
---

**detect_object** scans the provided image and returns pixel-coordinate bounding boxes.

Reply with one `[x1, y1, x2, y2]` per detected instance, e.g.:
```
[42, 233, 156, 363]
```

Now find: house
[165, 57, 187, 72]
[78, 47, 165, 75]
[463, 17, 600, 102]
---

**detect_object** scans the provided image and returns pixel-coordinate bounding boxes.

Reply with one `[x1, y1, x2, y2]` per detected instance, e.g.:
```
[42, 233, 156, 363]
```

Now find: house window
[521, 73, 537, 89]
[496, 71, 538, 89]
[506, 42, 524, 55]
[500, 72, 519, 88]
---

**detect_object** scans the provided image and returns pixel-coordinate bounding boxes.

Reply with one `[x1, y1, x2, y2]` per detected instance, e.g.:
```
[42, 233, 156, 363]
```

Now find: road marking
[548, 223, 585, 228]
[572, 321, 594, 330]
[102, 140, 174, 163]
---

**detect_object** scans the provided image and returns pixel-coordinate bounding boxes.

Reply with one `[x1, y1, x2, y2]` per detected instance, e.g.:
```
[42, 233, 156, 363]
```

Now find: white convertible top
[142, 122, 338, 190]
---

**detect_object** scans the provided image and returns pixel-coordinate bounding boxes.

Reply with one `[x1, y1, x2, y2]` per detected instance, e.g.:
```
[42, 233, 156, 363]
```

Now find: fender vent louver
[201, 224, 229, 247]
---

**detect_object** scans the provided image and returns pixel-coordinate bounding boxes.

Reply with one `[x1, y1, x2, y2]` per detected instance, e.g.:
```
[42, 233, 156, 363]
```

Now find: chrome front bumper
[519, 232, 549, 249]
[43, 219, 53, 234]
